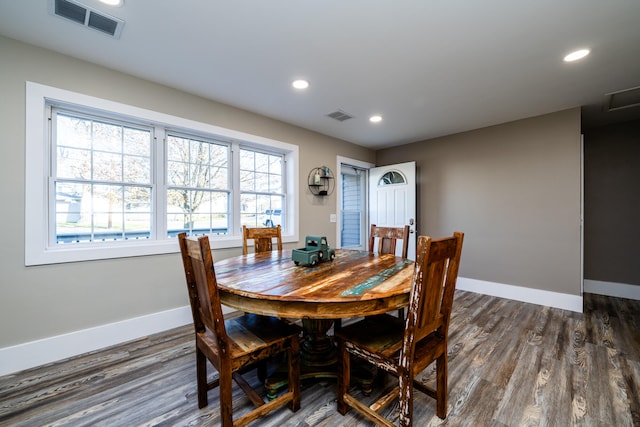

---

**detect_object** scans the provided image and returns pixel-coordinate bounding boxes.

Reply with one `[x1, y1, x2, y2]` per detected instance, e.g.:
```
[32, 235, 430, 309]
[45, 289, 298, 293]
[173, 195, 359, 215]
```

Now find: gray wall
[584, 120, 640, 286]
[0, 36, 374, 348]
[376, 109, 583, 296]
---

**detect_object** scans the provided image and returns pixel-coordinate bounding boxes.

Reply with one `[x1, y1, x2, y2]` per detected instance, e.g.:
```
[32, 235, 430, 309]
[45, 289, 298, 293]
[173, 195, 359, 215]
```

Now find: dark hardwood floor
[1, 291, 639, 426]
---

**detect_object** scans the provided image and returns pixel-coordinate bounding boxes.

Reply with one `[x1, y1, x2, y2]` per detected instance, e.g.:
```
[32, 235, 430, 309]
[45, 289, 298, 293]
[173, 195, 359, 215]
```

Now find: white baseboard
[457, 277, 584, 313]
[584, 279, 640, 300]
[0, 306, 193, 377]
[1, 279, 586, 377]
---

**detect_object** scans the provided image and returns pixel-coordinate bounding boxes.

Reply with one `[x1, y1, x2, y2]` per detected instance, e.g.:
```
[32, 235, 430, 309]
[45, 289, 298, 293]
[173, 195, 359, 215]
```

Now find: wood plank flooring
[1, 291, 639, 426]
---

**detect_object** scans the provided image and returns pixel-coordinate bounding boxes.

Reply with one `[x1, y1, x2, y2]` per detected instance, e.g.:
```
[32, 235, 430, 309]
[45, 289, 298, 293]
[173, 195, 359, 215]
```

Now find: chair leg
[257, 359, 267, 382]
[219, 365, 234, 427]
[288, 337, 301, 412]
[436, 354, 448, 419]
[337, 339, 350, 415]
[398, 372, 414, 427]
[196, 348, 208, 409]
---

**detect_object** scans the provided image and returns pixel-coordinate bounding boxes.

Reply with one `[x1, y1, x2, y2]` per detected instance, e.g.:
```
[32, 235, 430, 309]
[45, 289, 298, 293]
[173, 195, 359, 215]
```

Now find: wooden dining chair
[369, 224, 410, 259]
[370, 223, 411, 319]
[178, 232, 301, 427]
[242, 224, 283, 255]
[336, 232, 464, 426]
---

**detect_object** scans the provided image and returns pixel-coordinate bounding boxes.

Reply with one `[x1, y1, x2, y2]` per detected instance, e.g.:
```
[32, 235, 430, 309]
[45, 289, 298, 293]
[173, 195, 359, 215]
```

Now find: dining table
[213, 248, 414, 396]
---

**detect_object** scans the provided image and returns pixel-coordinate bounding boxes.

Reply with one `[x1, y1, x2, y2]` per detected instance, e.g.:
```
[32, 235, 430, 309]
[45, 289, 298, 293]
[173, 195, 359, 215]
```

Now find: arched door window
[378, 171, 406, 185]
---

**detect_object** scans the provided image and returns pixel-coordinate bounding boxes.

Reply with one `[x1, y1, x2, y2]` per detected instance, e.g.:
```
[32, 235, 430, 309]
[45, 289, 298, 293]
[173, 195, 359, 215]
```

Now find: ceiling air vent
[604, 86, 640, 112]
[327, 110, 354, 122]
[49, 0, 124, 38]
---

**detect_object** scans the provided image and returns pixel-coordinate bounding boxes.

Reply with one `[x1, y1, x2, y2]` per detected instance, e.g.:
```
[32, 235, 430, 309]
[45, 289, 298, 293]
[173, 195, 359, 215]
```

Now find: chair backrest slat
[242, 225, 283, 255]
[369, 224, 410, 259]
[403, 232, 464, 361]
[179, 233, 228, 352]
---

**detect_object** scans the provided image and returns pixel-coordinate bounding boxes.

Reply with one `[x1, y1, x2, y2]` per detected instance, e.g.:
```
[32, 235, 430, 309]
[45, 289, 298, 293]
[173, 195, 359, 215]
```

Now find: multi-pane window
[53, 110, 153, 244]
[239, 148, 285, 228]
[26, 83, 298, 265]
[166, 133, 230, 236]
[51, 110, 290, 245]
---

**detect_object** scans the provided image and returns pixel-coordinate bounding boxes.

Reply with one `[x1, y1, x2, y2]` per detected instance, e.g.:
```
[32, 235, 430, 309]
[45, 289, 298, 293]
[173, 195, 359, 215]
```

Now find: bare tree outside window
[166, 134, 229, 235]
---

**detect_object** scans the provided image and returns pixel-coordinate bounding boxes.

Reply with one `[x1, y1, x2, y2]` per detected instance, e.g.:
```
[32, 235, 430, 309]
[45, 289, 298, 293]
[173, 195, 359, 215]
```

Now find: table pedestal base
[265, 319, 374, 399]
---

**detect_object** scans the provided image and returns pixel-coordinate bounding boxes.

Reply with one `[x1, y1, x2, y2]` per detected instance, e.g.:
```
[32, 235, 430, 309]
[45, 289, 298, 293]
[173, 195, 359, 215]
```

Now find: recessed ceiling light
[99, 0, 124, 5]
[292, 80, 309, 90]
[369, 115, 382, 123]
[563, 48, 590, 62]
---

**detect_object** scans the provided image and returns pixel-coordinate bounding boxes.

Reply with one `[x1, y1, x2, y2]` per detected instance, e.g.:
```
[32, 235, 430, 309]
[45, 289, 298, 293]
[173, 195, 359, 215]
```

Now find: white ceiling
[2, 0, 640, 149]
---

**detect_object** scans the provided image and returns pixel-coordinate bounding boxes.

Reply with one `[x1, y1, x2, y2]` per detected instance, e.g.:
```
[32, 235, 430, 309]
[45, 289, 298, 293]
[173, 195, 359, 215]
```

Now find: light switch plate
[330, 214, 337, 223]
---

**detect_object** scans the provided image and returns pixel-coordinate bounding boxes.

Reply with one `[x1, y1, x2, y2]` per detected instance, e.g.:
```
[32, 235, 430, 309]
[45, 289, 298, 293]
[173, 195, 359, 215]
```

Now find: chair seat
[227, 314, 301, 353]
[337, 314, 446, 376]
[337, 314, 404, 355]
[199, 314, 301, 371]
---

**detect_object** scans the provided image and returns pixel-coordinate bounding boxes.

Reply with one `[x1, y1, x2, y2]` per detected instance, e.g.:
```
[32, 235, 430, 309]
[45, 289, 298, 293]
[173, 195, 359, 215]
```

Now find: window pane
[124, 155, 150, 183]
[93, 151, 122, 182]
[57, 114, 91, 149]
[57, 147, 91, 179]
[241, 193, 284, 228]
[93, 121, 122, 153]
[124, 214, 151, 240]
[240, 193, 258, 227]
[269, 155, 282, 174]
[123, 127, 151, 156]
[167, 135, 189, 161]
[255, 172, 270, 192]
[255, 152, 269, 173]
[379, 171, 406, 185]
[270, 174, 282, 193]
[167, 160, 188, 187]
[189, 162, 209, 188]
[166, 189, 228, 236]
[55, 182, 90, 243]
[240, 149, 254, 171]
[210, 165, 228, 189]
[55, 182, 151, 243]
[240, 169, 254, 192]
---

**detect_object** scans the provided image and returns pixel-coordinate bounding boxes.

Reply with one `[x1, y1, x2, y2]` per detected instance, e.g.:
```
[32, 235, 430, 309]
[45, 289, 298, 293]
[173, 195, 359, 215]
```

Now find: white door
[369, 161, 417, 260]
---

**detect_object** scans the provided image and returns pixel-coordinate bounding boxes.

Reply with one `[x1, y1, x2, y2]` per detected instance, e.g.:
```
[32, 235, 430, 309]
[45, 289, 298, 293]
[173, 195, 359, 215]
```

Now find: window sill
[26, 233, 300, 266]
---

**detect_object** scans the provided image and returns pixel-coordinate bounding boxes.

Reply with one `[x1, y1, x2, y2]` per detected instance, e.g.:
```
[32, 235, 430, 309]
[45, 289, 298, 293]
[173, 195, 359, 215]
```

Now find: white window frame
[25, 82, 299, 265]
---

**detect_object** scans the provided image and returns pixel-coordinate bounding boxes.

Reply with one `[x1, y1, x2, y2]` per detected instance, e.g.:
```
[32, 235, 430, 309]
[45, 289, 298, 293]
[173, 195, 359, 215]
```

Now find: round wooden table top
[214, 249, 414, 319]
